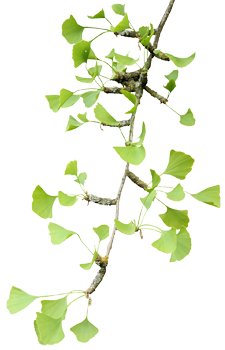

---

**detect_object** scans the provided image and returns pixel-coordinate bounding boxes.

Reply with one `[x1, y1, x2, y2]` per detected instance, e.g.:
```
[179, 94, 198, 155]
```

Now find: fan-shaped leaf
[140, 190, 156, 210]
[41, 297, 67, 319]
[34, 320, 46, 345]
[66, 116, 83, 132]
[93, 225, 109, 241]
[75, 172, 87, 186]
[58, 191, 78, 206]
[88, 9, 105, 19]
[167, 184, 185, 201]
[80, 250, 98, 270]
[32, 186, 57, 219]
[72, 40, 91, 68]
[114, 52, 138, 66]
[163, 150, 195, 180]
[59, 89, 80, 108]
[77, 112, 89, 123]
[64, 160, 77, 176]
[139, 26, 149, 39]
[165, 70, 179, 81]
[94, 103, 119, 125]
[132, 122, 146, 146]
[112, 4, 125, 16]
[88, 64, 102, 77]
[48, 223, 75, 245]
[159, 207, 189, 229]
[114, 145, 146, 165]
[170, 227, 191, 262]
[76, 76, 94, 83]
[70, 317, 98, 343]
[45, 95, 60, 113]
[35, 312, 65, 345]
[165, 52, 196, 68]
[180, 108, 195, 126]
[120, 90, 137, 113]
[82, 90, 101, 108]
[7, 287, 37, 314]
[105, 48, 115, 60]
[152, 228, 177, 253]
[113, 13, 130, 32]
[62, 15, 84, 44]
[114, 219, 136, 235]
[191, 185, 221, 208]
[145, 170, 161, 193]
[163, 79, 176, 93]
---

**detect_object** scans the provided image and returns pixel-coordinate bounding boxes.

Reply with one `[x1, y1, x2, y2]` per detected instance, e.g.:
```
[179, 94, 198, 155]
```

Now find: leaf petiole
[67, 294, 85, 307]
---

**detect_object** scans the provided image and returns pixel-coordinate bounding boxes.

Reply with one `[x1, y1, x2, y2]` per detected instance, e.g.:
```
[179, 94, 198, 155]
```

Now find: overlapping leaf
[112, 13, 130, 32]
[94, 104, 119, 125]
[66, 116, 83, 132]
[35, 311, 66, 345]
[80, 250, 98, 270]
[170, 227, 191, 262]
[81, 90, 101, 108]
[120, 90, 137, 113]
[159, 206, 189, 229]
[41, 297, 67, 319]
[114, 52, 138, 66]
[75, 172, 87, 186]
[140, 190, 156, 210]
[152, 228, 177, 253]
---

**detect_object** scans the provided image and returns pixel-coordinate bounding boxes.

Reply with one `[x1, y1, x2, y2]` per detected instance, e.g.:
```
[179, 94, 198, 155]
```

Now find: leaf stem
[156, 197, 167, 207]
[73, 88, 99, 94]
[119, 127, 126, 141]
[86, 26, 111, 31]
[140, 227, 162, 233]
[76, 233, 94, 255]
[98, 59, 117, 72]
[90, 31, 109, 42]
[139, 224, 162, 231]
[67, 294, 85, 307]
[38, 290, 84, 298]
[166, 103, 180, 116]
[105, 18, 113, 26]
[137, 205, 144, 227]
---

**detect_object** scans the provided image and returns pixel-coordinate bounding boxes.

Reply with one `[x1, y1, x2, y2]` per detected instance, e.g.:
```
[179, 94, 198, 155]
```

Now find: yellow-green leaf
[94, 103, 119, 125]
[114, 219, 136, 235]
[41, 297, 67, 319]
[152, 228, 177, 253]
[159, 207, 189, 229]
[163, 150, 194, 180]
[62, 15, 84, 44]
[113, 13, 130, 32]
[32, 186, 57, 219]
[180, 108, 195, 126]
[191, 185, 221, 208]
[167, 184, 185, 201]
[58, 191, 78, 206]
[114, 145, 146, 165]
[112, 4, 125, 16]
[70, 317, 98, 343]
[7, 287, 37, 314]
[64, 160, 77, 176]
[66, 116, 83, 132]
[48, 223, 75, 245]
[170, 227, 191, 262]
[165, 52, 196, 68]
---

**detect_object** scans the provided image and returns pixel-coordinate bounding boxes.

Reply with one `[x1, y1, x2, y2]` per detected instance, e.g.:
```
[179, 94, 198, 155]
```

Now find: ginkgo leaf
[145, 170, 161, 193]
[62, 15, 84, 44]
[41, 297, 67, 319]
[58, 191, 78, 206]
[170, 227, 191, 262]
[76, 76, 94, 83]
[48, 223, 75, 244]
[165, 70, 179, 81]
[140, 190, 156, 210]
[139, 26, 149, 39]
[132, 122, 146, 145]
[105, 48, 115, 60]
[82, 90, 101, 108]
[114, 145, 146, 165]
[165, 52, 196, 68]
[113, 13, 130, 32]
[7, 287, 37, 314]
[32, 186, 57, 219]
[112, 4, 125, 16]
[77, 112, 89, 123]
[34, 320, 46, 345]
[88, 9, 105, 19]
[72, 40, 91, 68]
[35, 312, 65, 345]
[70, 317, 98, 343]
[75, 172, 87, 186]
[80, 250, 98, 270]
[64, 160, 77, 176]
[166, 184, 185, 201]
[163, 79, 176, 92]
[59, 89, 80, 108]
[88, 64, 102, 77]
[191, 185, 221, 208]
[141, 24, 154, 46]
[114, 52, 138, 66]
[152, 228, 177, 253]
[163, 150, 195, 180]
[94, 103, 119, 125]
[111, 61, 127, 78]
[66, 116, 83, 132]
[120, 90, 137, 113]
[180, 108, 195, 126]
[45, 95, 60, 113]
[93, 225, 109, 241]
[114, 219, 136, 235]
[159, 207, 189, 229]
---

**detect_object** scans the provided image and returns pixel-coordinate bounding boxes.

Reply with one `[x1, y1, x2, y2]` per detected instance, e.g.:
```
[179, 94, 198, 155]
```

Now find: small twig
[144, 86, 168, 104]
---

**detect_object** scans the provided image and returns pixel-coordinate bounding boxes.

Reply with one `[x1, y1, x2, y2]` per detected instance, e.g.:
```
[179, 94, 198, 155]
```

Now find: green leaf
[111, 61, 127, 78]
[75, 172, 87, 186]
[88, 9, 105, 19]
[76, 76, 94, 83]
[88, 48, 97, 60]
[59, 89, 80, 108]
[77, 112, 89, 123]
[64, 160, 77, 176]
[48, 223, 75, 244]
[105, 48, 115, 60]
[145, 169, 161, 193]
[163, 150, 195, 180]
[114, 219, 136, 235]
[35, 312, 65, 345]
[152, 228, 177, 253]
[73, 40, 91, 68]
[167, 184, 185, 201]
[7, 287, 37, 314]
[70, 317, 98, 343]
[82, 90, 101, 108]
[132, 122, 146, 145]
[41, 297, 67, 319]
[159, 207, 189, 229]
[165, 52, 196, 68]
[140, 35, 151, 47]
[180, 108, 195, 126]
[32, 186, 57, 219]
[114, 145, 146, 165]
[120, 90, 137, 114]
[113, 13, 130, 32]
[140, 190, 156, 210]
[45, 95, 60, 113]
[139, 26, 149, 39]
[114, 52, 138, 66]
[112, 4, 125, 16]
[88, 64, 102, 77]
[62, 15, 84, 44]
[93, 225, 109, 241]
[66, 116, 83, 132]
[170, 227, 191, 262]
[58, 191, 78, 206]
[191, 185, 221, 208]
[94, 103, 119, 125]
[163, 79, 176, 93]
[165, 70, 179, 81]
[80, 250, 98, 270]
[34, 320, 46, 345]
